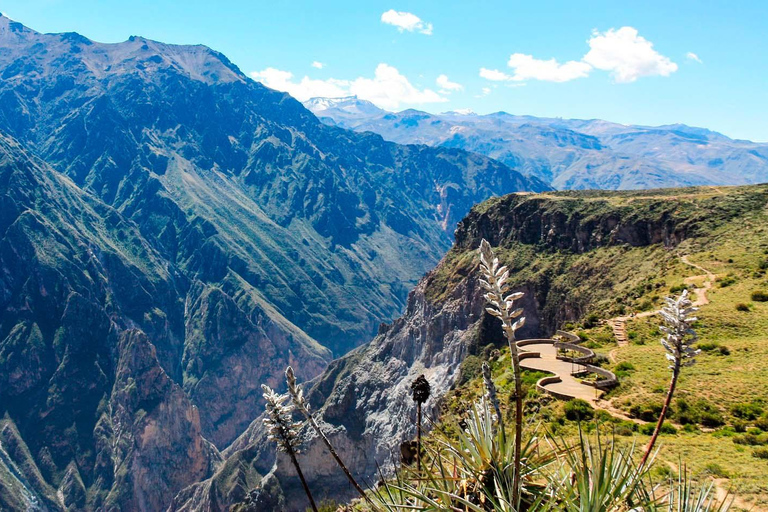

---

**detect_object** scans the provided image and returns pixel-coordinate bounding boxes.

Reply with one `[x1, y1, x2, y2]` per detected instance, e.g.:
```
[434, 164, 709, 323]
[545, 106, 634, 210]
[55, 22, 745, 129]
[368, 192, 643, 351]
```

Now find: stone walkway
[518, 343, 603, 404]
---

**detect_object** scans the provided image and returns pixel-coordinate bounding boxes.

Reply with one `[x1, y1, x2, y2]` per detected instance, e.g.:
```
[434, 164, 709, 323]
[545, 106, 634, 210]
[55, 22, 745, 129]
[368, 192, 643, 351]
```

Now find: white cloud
[250, 68, 350, 99]
[686, 52, 702, 64]
[506, 53, 591, 82]
[479, 67, 513, 81]
[381, 10, 433, 35]
[436, 74, 463, 92]
[311, 61, 325, 69]
[474, 86, 493, 98]
[479, 26, 676, 85]
[250, 64, 447, 110]
[583, 27, 677, 83]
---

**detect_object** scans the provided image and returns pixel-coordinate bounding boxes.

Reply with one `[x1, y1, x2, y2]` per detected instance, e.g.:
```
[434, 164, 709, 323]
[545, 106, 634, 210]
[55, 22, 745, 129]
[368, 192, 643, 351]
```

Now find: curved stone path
[518, 342, 604, 404]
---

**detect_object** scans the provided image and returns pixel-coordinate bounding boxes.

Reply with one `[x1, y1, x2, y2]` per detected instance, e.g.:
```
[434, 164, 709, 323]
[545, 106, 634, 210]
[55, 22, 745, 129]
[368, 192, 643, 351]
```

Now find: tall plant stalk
[411, 375, 431, 472]
[639, 289, 699, 469]
[285, 366, 376, 508]
[478, 239, 526, 509]
[261, 385, 318, 512]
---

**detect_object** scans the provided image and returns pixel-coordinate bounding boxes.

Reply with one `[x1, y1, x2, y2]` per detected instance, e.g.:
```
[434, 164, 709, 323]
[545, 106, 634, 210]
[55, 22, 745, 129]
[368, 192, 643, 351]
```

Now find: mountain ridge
[304, 96, 768, 190]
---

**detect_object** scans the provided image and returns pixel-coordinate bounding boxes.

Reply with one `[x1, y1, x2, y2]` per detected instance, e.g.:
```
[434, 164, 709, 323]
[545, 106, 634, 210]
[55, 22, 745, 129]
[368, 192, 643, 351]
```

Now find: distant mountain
[305, 96, 768, 190]
[0, 15, 546, 511]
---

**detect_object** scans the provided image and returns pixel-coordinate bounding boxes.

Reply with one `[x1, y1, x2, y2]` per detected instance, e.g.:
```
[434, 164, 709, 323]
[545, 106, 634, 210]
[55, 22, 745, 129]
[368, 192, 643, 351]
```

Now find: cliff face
[190, 185, 768, 511]
[0, 15, 549, 511]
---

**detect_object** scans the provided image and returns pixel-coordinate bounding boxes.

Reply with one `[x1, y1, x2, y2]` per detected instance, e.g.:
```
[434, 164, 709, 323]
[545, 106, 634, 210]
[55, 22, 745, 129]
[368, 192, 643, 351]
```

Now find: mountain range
[305, 96, 768, 190]
[0, 15, 546, 511]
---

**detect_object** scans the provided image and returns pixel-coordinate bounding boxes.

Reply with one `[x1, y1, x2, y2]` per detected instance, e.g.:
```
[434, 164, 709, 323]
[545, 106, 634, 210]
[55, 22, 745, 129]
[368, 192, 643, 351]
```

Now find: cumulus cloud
[311, 61, 325, 69]
[506, 53, 591, 82]
[479, 26, 676, 84]
[686, 52, 702, 64]
[250, 64, 447, 110]
[583, 27, 678, 83]
[436, 74, 463, 92]
[381, 9, 433, 35]
[479, 67, 513, 81]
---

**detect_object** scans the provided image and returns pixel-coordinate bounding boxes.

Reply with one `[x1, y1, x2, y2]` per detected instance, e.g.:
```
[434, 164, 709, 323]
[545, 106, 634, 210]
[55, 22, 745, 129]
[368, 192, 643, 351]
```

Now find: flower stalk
[478, 238, 526, 509]
[411, 374, 431, 472]
[261, 384, 318, 512]
[482, 361, 505, 443]
[285, 366, 375, 508]
[639, 289, 700, 469]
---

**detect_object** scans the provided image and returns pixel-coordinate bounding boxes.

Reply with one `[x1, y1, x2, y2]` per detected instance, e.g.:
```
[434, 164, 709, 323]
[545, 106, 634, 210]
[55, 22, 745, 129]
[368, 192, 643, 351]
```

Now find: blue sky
[3, 0, 767, 141]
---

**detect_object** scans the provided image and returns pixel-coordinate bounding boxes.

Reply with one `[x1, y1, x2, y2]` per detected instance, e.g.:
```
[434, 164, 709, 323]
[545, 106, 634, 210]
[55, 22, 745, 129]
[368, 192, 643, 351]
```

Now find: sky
[2, 0, 767, 141]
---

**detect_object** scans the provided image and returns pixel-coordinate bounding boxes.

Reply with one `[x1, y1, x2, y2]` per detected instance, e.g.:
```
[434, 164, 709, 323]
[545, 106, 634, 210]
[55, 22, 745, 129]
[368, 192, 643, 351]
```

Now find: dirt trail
[607, 255, 715, 359]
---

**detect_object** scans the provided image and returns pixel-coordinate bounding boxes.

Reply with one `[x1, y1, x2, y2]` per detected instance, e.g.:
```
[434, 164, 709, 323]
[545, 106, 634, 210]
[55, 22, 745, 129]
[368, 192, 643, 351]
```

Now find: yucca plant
[545, 428, 651, 512]
[639, 290, 700, 469]
[479, 238, 526, 509]
[644, 465, 732, 512]
[262, 384, 318, 512]
[371, 398, 556, 511]
[285, 366, 376, 508]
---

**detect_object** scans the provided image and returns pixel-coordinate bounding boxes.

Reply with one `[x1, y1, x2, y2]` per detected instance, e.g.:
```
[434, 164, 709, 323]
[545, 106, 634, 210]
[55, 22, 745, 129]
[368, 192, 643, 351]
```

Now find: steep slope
[190, 184, 768, 510]
[0, 16, 546, 358]
[305, 97, 768, 190]
[0, 15, 547, 511]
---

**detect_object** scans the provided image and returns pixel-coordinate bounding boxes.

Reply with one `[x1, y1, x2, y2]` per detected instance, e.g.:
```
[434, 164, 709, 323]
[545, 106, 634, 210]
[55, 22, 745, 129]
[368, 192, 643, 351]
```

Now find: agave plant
[371, 398, 555, 511]
[644, 465, 732, 512]
[545, 428, 651, 512]
[639, 290, 700, 469]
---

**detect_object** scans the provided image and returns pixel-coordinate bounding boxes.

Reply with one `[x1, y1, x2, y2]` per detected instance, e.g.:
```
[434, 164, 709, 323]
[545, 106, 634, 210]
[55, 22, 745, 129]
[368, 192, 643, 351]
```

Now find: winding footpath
[607, 255, 716, 361]
[518, 342, 604, 404]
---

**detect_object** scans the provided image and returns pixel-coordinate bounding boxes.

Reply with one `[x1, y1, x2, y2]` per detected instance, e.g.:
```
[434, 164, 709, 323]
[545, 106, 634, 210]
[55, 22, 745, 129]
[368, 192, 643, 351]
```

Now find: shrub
[731, 402, 764, 420]
[704, 463, 729, 478]
[564, 399, 594, 422]
[583, 313, 600, 329]
[699, 410, 725, 428]
[630, 401, 663, 422]
[660, 423, 678, 435]
[458, 355, 482, 385]
[698, 342, 720, 352]
[753, 447, 768, 459]
[751, 290, 768, 302]
[639, 423, 656, 436]
[614, 421, 637, 436]
[718, 346, 731, 356]
[735, 303, 751, 312]
[718, 275, 737, 288]
[615, 362, 636, 372]
[755, 414, 768, 431]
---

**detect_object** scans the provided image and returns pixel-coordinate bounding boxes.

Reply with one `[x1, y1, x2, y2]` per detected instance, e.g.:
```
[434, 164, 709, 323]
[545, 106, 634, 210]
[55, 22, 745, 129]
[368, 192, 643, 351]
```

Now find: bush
[735, 303, 751, 312]
[698, 342, 720, 352]
[718, 346, 731, 356]
[718, 275, 737, 288]
[564, 399, 594, 422]
[630, 401, 663, 422]
[732, 402, 764, 420]
[751, 290, 768, 302]
[614, 421, 637, 436]
[458, 355, 482, 385]
[699, 410, 725, 428]
[704, 463, 729, 478]
[753, 447, 768, 459]
[733, 433, 768, 446]
[615, 362, 635, 372]
[639, 423, 656, 436]
[583, 313, 600, 329]
[755, 414, 768, 431]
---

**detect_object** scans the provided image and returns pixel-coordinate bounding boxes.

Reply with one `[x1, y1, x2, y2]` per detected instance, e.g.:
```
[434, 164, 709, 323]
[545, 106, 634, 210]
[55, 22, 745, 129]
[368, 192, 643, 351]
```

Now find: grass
[425, 184, 768, 507]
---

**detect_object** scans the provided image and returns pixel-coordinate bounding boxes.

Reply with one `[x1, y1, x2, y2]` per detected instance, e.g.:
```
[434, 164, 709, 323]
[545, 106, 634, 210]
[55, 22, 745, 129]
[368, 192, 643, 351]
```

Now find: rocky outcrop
[201, 186, 768, 511]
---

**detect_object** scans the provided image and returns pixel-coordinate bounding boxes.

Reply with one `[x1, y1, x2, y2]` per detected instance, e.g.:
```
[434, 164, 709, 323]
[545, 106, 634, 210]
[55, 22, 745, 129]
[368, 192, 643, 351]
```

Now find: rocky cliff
[190, 185, 768, 510]
[0, 15, 550, 511]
